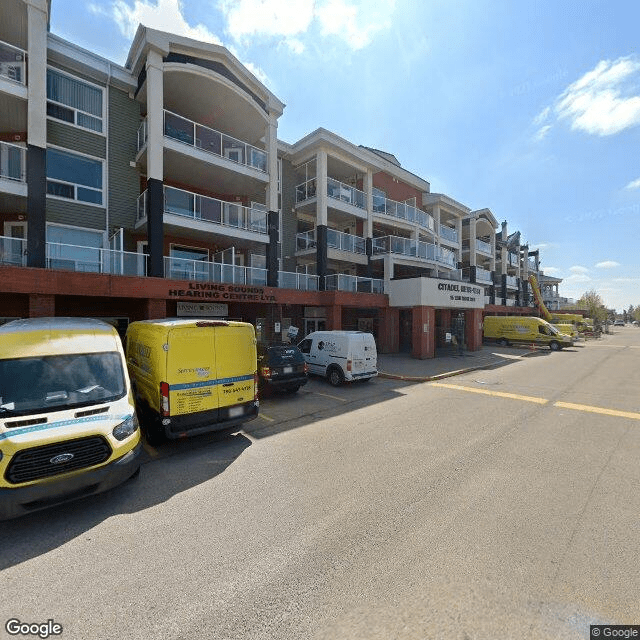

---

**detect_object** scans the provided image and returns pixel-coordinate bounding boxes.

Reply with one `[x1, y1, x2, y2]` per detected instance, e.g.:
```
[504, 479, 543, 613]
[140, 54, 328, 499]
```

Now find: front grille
[5, 436, 112, 485]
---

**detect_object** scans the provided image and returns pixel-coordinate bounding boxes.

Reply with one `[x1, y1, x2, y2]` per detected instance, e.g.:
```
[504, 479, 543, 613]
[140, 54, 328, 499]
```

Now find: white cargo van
[298, 331, 377, 386]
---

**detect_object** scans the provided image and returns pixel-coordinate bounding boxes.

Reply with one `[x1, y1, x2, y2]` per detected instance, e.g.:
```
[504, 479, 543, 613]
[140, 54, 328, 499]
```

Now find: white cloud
[100, 0, 221, 43]
[542, 266, 561, 275]
[564, 273, 592, 284]
[227, 45, 269, 84]
[569, 265, 589, 274]
[533, 55, 640, 137]
[625, 177, 640, 190]
[220, 0, 396, 52]
[534, 125, 551, 141]
[595, 261, 620, 269]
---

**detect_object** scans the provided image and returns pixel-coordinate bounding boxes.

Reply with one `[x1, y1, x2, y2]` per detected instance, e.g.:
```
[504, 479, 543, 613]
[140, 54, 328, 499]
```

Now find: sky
[50, 0, 640, 312]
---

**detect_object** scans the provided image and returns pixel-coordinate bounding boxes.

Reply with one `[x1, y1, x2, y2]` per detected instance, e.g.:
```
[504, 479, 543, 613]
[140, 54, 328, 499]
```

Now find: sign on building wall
[177, 302, 229, 317]
[389, 277, 486, 309]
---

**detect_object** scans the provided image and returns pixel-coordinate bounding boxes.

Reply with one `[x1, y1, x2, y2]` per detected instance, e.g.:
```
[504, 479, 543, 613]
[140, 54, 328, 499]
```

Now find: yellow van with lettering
[483, 316, 574, 350]
[552, 323, 579, 340]
[0, 318, 141, 520]
[125, 319, 258, 444]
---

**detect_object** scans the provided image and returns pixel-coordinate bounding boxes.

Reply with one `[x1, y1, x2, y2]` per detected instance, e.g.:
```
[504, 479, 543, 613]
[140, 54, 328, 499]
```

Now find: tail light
[347, 359, 352, 372]
[261, 366, 272, 378]
[254, 373, 259, 401]
[303, 362, 309, 374]
[160, 381, 170, 416]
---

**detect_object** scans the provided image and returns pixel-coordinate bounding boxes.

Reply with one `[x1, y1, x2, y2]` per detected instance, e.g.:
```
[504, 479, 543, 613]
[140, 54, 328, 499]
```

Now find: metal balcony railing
[278, 271, 319, 291]
[163, 110, 267, 172]
[325, 274, 385, 294]
[0, 141, 26, 183]
[0, 40, 27, 85]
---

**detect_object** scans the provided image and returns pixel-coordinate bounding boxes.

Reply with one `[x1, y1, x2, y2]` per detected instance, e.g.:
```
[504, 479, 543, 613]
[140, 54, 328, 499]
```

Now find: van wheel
[139, 403, 164, 446]
[549, 341, 561, 351]
[498, 338, 509, 346]
[285, 385, 300, 393]
[327, 366, 344, 387]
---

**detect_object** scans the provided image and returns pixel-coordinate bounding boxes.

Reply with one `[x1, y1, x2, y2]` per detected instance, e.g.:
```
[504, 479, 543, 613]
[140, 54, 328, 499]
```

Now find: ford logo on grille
[50, 453, 75, 464]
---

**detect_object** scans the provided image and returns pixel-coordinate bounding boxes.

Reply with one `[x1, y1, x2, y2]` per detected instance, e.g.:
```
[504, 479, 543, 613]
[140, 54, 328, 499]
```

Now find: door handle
[222, 382, 234, 387]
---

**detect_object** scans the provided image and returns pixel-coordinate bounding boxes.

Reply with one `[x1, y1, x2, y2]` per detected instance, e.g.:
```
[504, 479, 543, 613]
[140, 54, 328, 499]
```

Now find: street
[2, 328, 640, 640]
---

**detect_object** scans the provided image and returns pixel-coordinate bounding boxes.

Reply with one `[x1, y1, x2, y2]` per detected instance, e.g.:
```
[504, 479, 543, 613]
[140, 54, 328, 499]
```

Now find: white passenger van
[298, 331, 377, 386]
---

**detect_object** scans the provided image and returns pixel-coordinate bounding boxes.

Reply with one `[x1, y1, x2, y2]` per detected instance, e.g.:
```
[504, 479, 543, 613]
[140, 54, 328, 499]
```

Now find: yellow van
[552, 323, 580, 340]
[125, 319, 258, 443]
[0, 318, 141, 520]
[483, 316, 574, 350]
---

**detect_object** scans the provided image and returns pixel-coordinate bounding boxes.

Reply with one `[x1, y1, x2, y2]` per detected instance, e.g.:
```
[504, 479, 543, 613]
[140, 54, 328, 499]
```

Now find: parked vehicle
[483, 316, 574, 350]
[298, 331, 378, 386]
[614, 319, 625, 327]
[125, 319, 258, 444]
[0, 317, 141, 520]
[257, 343, 308, 395]
[552, 323, 580, 340]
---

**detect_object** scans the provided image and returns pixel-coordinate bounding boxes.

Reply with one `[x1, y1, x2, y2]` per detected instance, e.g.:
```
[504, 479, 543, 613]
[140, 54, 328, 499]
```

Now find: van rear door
[350, 335, 367, 375]
[214, 325, 256, 418]
[166, 326, 218, 418]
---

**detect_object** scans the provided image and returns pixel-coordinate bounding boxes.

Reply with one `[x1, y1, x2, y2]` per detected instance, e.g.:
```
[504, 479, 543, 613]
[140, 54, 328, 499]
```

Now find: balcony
[0, 235, 26, 266]
[296, 229, 316, 251]
[295, 177, 366, 211]
[508, 252, 519, 268]
[159, 111, 267, 172]
[372, 235, 437, 261]
[439, 224, 458, 244]
[476, 238, 492, 255]
[506, 275, 518, 289]
[0, 141, 26, 184]
[278, 271, 319, 291]
[137, 187, 268, 236]
[484, 296, 492, 305]
[325, 274, 385, 294]
[327, 229, 366, 254]
[373, 194, 435, 233]
[164, 256, 267, 285]
[0, 40, 27, 86]
[476, 267, 493, 284]
[528, 258, 538, 271]
[506, 299, 516, 307]
[137, 119, 147, 151]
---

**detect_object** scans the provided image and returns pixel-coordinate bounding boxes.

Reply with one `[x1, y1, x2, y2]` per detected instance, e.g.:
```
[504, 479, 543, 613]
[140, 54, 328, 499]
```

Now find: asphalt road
[2, 328, 640, 640]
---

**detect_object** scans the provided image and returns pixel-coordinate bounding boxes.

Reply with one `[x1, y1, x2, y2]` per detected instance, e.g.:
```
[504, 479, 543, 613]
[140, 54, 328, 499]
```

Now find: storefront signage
[389, 277, 486, 309]
[168, 282, 277, 302]
[177, 302, 228, 317]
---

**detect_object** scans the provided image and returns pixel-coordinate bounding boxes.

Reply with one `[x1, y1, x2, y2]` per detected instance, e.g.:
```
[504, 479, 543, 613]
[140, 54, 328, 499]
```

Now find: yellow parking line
[258, 413, 275, 422]
[142, 442, 159, 458]
[312, 391, 348, 403]
[430, 382, 548, 405]
[555, 401, 640, 421]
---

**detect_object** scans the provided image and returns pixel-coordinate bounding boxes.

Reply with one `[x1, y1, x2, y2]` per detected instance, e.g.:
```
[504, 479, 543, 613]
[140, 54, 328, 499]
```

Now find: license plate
[283, 366, 293, 374]
[229, 406, 244, 418]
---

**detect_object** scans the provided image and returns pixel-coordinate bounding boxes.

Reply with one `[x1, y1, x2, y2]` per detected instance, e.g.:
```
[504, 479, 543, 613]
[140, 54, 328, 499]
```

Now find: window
[46, 148, 103, 205]
[47, 68, 103, 133]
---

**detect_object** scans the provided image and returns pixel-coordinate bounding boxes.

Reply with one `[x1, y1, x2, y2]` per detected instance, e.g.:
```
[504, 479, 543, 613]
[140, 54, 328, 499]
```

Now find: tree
[576, 289, 607, 324]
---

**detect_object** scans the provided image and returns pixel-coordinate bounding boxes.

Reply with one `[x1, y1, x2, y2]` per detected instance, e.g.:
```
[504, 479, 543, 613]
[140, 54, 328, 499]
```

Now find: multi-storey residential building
[0, 1, 564, 358]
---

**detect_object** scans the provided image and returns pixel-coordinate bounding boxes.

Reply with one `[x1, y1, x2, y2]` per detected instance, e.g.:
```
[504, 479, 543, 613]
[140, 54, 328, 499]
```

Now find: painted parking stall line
[554, 401, 640, 421]
[430, 382, 549, 405]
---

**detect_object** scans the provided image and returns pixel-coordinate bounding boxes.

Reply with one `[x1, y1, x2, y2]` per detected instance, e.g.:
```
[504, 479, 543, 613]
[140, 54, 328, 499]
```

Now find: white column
[146, 49, 164, 182]
[265, 114, 278, 211]
[522, 245, 529, 279]
[490, 233, 496, 272]
[455, 216, 462, 264]
[469, 218, 477, 267]
[364, 169, 373, 239]
[316, 150, 328, 227]
[27, 0, 48, 148]
[500, 246, 508, 275]
[383, 254, 394, 283]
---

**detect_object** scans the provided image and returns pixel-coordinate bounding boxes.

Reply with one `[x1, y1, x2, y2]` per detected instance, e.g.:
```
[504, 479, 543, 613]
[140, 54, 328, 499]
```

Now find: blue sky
[51, 0, 640, 311]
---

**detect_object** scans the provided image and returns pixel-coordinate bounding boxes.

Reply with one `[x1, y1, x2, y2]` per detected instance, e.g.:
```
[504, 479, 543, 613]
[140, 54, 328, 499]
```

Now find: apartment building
[0, 0, 561, 358]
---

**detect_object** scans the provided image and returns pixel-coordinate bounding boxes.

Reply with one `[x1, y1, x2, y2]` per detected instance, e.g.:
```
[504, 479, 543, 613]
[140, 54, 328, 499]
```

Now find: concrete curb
[378, 358, 510, 383]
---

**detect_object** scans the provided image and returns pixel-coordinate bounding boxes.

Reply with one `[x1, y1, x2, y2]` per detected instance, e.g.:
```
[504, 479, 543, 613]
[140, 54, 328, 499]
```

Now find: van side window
[298, 339, 312, 354]
[538, 325, 546, 335]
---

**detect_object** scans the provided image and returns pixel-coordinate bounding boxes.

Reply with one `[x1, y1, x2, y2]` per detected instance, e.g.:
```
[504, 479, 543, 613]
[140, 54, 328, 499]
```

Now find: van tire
[549, 341, 561, 351]
[498, 338, 509, 346]
[139, 402, 164, 446]
[285, 385, 300, 393]
[327, 366, 344, 387]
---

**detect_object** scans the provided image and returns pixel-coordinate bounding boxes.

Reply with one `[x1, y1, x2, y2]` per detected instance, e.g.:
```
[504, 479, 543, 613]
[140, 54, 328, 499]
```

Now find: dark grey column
[501, 274, 507, 306]
[470, 265, 477, 284]
[26, 145, 46, 268]
[316, 224, 327, 291]
[366, 237, 373, 278]
[147, 178, 164, 278]
[267, 210, 279, 287]
[522, 279, 530, 305]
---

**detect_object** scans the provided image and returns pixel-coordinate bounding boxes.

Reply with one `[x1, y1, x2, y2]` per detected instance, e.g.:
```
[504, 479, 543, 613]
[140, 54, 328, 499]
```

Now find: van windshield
[0, 352, 126, 417]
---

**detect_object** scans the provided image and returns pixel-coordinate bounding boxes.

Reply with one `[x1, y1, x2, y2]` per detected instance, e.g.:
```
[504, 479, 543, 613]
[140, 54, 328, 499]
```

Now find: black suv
[257, 343, 308, 395]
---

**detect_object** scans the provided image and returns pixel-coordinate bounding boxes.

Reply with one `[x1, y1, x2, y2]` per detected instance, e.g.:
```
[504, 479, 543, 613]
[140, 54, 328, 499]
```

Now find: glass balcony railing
[137, 119, 147, 151]
[476, 238, 492, 254]
[162, 110, 267, 172]
[0, 235, 27, 266]
[506, 299, 516, 307]
[326, 177, 365, 209]
[484, 296, 492, 305]
[325, 274, 385, 294]
[372, 235, 438, 261]
[327, 228, 366, 254]
[164, 256, 267, 285]
[136, 187, 268, 235]
[439, 224, 458, 243]
[508, 252, 519, 267]
[0, 40, 27, 85]
[373, 194, 436, 233]
[46, 242, 147, 276]
[528, 258, 538, 271]
[278, 271, 319, 291]
[437, 246, 458, 268]
[476, 267, 493, 283]
[0, 141, 26, 183]
[506, 275, 518, 288]
[296, 230, 316, 251]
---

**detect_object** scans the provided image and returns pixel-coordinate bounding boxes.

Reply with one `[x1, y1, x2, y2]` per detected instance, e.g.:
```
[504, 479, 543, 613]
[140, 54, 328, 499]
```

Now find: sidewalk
[377, 344, 543, 382]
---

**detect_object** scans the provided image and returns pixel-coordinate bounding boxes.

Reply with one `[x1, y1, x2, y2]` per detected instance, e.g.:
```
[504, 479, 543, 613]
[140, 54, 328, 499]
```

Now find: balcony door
[3, 222, 27, 266]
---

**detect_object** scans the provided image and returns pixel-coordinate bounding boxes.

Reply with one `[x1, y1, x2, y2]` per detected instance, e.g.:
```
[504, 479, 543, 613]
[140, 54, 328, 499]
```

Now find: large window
[47, 68, 103, 133]
[46, 148, 103, 205]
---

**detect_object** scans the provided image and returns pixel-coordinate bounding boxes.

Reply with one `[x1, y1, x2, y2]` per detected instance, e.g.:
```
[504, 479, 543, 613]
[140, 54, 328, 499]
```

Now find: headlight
[112, 414, 139, 441]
